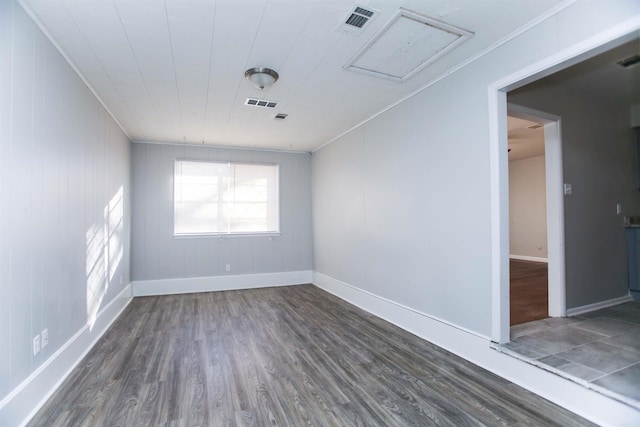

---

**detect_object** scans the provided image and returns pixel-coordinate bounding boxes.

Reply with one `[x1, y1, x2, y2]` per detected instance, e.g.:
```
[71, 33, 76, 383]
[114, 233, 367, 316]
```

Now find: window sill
[173, 232, 281, 239]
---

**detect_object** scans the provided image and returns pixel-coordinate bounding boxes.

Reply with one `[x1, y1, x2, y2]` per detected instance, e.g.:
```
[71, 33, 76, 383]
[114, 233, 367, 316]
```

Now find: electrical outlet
[33, 335, 41, 356]
[225, 264, 231, 272]
[41, 329, 48, 348]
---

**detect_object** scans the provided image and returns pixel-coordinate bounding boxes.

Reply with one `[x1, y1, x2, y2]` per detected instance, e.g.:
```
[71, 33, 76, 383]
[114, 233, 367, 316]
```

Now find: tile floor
[499, 301, 640, 408]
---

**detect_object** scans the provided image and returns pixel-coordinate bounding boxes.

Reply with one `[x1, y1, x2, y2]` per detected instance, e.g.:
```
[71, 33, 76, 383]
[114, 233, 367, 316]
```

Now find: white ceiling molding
[19, 0, 572, 152]
[344, 8, 473, 82]
[16, 0, 132, 140]
[314, 1, 577, 154]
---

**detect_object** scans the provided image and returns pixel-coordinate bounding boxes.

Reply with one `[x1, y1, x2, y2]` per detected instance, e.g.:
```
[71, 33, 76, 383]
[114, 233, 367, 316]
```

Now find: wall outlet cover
[33, 335, 40, 356]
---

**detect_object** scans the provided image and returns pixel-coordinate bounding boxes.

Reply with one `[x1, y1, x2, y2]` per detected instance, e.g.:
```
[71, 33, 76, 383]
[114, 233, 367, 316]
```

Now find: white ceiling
[21, 0, 565, 152]
[507, 116, 545, 161]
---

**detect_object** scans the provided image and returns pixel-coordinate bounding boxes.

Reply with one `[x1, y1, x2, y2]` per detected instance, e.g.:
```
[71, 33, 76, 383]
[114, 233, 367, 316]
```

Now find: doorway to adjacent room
[506, 107, 564, 326]
[507, 113, 550, 325]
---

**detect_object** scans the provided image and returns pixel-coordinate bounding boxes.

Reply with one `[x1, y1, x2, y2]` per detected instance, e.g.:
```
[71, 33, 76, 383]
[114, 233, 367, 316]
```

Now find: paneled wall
[0, 0, 131, 404]
[131, 143, 312, 281]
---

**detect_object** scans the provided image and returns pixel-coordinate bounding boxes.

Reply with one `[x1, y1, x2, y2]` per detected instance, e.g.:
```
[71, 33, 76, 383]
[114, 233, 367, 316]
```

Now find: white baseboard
[132, 270, 313, 296]
[509, 254, 548, 263]
[0, 283, 133, 427]
[312, 271, 640, 425]
[567, 294, 633, 317]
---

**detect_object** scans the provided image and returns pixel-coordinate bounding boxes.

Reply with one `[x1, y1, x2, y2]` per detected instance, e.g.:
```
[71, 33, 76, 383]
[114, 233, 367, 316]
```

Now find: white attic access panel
[345, 8, 473, 82]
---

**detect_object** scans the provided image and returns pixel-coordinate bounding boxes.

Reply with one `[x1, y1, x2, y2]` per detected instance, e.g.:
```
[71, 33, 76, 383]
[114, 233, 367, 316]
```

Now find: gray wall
[312, 1, 640, 336]
[0, 0, 131, 401]
[509, 155, 548, 259]
[131, 143, 312, 281]
[510, 85, 639, 308]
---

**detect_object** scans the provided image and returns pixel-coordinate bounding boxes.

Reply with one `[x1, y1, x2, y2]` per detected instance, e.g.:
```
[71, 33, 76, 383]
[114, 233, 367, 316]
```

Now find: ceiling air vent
[274, 113, 288, 120]
[346, 7, 374, 28]
[527, 124, 543, 130]
[337, 5, 378, 35]
[245, 98, 278, 108]
[617, 54, 640, 69]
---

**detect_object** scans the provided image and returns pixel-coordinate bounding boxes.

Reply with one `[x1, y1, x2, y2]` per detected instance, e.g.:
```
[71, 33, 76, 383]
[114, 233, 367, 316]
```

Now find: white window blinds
[174, 160, 279, 235]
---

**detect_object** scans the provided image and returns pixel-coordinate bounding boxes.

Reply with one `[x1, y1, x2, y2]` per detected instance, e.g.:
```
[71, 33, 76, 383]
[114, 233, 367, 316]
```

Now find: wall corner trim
[0, 284, 134, 427]
[311, 270, 640, 425]
[132, 270, 313, 297]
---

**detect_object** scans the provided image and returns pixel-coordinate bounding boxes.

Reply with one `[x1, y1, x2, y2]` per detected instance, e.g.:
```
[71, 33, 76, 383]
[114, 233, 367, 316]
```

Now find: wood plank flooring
[28, 284, 592, 426]
[510, 259, 549, 326]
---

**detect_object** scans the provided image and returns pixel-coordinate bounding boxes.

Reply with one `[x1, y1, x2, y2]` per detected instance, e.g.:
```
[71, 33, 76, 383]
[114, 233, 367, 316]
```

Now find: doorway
[489, 21, 640, 343]
[505, 105, 567, 328]
[490, 91, 567, 343]
[507, 113, 549, 325]
[508, 106, 565, 328]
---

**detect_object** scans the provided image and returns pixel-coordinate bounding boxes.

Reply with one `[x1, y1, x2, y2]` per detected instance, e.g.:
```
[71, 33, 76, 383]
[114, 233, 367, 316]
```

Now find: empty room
[2, 0, 640, 425]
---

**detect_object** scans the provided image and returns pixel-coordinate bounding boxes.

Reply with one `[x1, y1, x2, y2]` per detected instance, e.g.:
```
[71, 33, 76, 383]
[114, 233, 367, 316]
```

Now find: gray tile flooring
[501, 301, 640, 408]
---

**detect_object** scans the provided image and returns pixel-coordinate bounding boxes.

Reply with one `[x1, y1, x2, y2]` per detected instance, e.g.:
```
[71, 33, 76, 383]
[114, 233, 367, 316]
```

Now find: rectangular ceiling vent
[617, 54, 640, 69]
[527, 124, 543, 130]
[337, 5, 378, 35]
[245, 98, 278, 108]
[344, 8, 473, 82]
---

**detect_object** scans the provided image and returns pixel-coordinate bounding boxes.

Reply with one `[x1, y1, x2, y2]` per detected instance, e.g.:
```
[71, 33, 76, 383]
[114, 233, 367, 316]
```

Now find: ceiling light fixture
[244, 67, 279, 90]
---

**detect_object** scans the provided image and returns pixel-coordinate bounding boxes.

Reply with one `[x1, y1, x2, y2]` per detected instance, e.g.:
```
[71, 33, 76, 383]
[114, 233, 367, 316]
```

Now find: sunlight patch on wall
[107, 187, 124, 281]
[86, 186, 124, 330]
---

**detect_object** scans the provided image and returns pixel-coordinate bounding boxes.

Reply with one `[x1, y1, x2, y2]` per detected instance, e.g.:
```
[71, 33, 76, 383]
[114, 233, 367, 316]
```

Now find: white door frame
[507, 103, 565, 318]
[488, 21, 640, 344]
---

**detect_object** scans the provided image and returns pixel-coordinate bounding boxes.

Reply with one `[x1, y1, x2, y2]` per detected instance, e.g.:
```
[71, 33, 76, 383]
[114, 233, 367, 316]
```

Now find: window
[174, 160, 279, 235]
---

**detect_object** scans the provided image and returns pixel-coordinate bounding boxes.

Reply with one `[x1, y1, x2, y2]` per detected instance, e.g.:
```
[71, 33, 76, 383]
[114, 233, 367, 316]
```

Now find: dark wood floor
[510, 259, 549, 326]
[29, 285, 592, 426]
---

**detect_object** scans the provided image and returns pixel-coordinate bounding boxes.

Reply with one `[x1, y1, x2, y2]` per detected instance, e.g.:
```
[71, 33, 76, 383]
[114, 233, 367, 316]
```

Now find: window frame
[173, 159, 281, 238]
